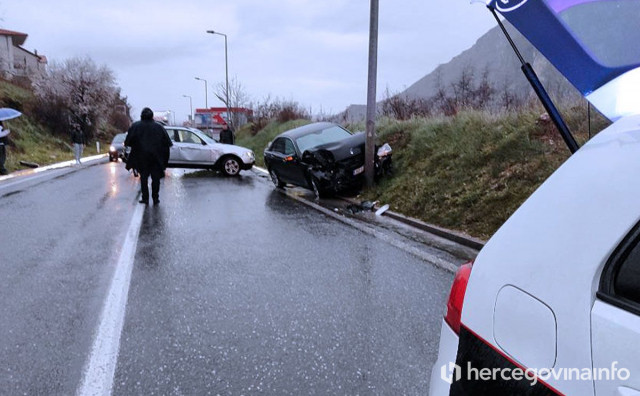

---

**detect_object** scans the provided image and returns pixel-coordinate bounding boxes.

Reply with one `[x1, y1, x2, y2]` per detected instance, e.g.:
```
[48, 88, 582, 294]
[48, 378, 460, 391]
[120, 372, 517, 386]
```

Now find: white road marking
[253, 165, 269, 175]
[76, 201, 145, 396]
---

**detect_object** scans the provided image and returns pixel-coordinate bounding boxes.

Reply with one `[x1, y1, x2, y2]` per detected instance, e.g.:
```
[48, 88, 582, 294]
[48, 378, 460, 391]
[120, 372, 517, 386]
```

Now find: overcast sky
[1, 0, 495, 124]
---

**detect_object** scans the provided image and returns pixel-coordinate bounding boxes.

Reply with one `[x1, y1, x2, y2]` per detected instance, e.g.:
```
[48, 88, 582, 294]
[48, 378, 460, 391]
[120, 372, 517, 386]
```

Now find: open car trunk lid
[486, 0, 640, 121]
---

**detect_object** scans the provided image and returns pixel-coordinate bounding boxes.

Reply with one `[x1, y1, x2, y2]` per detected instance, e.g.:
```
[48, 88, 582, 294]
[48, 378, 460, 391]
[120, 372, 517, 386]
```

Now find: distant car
[263, 122, 392, 198]
[108, 133, 127, 162]
[430, 1, 640, 395]
[163, 126, 254, 176]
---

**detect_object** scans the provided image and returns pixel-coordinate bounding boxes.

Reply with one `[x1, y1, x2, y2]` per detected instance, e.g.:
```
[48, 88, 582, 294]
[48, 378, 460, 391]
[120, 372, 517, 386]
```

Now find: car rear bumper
[241, 161, 254, 170]
[429, 319, 459, 396]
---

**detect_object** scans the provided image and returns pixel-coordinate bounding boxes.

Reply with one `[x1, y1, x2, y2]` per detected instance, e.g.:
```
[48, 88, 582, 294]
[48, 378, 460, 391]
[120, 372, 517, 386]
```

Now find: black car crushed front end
[302, 132, 391, 194]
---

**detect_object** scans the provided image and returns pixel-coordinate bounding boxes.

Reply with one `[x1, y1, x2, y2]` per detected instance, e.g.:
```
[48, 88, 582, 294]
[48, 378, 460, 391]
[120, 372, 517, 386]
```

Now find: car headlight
[109, 145, 116, 152]
[244, 151, 255, 162]
[377, 143, 392, 157]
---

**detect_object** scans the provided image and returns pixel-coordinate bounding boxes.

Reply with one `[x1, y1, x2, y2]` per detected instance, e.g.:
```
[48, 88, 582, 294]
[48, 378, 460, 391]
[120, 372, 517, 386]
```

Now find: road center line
[76, 201, 145, 396]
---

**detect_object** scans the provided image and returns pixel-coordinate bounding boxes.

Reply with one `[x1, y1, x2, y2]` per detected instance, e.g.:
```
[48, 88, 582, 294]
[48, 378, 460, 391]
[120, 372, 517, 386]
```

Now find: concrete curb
[0, 154, 108, 183]
[338, 195, 485, 251]
[253, 165, 485, 252]
[383, 212, 485, 251]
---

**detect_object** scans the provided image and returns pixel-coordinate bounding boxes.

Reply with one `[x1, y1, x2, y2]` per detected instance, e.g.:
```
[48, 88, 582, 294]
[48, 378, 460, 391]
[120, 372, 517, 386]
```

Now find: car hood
[305, 132, 365, 162]
[485, 0, 640, 121]
[210, 142, 253, 156]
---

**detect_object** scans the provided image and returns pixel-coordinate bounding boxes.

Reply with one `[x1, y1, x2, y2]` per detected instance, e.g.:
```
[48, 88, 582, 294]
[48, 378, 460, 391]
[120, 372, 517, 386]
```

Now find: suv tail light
[444, 261, 473, 335]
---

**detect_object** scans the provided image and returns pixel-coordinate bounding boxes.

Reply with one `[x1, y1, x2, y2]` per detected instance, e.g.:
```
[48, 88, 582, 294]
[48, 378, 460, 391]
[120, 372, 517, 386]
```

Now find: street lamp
[195, 77, 208, 109]
[182, 94, 193, 127]
[206, 30, 231, 126]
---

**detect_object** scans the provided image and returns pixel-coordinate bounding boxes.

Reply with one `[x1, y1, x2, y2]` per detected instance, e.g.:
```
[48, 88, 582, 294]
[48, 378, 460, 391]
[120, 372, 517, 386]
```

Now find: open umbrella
[0, 108, 21, 121]
[0, 108, 20, 138]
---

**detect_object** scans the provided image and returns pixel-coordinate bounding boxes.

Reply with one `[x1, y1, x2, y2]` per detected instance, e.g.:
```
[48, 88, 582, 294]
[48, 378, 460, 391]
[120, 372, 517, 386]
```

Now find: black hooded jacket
[125, 120, 173, 172]
[219, 126, 235, 144]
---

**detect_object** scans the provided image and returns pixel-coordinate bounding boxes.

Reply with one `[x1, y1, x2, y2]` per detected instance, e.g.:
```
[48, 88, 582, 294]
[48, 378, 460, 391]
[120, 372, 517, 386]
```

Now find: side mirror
[284, 155, 297, 162]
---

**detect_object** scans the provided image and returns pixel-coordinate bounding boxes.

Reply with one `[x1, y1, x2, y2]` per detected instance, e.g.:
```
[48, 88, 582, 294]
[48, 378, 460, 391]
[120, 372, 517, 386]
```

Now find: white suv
[430, 1, 640, 395]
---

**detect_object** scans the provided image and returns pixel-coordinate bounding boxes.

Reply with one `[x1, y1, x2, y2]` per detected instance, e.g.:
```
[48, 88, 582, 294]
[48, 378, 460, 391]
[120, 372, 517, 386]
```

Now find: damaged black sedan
[264, 122, 392, 198]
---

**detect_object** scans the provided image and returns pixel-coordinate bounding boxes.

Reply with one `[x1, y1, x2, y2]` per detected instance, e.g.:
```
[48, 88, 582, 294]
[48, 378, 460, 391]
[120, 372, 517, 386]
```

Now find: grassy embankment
[0, 79, 113, 173]
[236, 105, 609, 240]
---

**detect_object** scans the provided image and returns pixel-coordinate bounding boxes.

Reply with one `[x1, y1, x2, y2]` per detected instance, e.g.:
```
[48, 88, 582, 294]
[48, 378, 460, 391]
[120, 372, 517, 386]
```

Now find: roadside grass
[0, 79, 111, 173]
[355, 107, 608, 239]
[235, 119, 312, 168]
[5, 116, 75, 171]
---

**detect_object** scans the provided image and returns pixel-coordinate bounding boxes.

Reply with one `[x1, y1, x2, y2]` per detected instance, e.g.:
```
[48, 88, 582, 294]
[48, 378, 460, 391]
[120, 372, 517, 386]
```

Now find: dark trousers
[139, 167, 163, 202]
[0, 144, 7, 175]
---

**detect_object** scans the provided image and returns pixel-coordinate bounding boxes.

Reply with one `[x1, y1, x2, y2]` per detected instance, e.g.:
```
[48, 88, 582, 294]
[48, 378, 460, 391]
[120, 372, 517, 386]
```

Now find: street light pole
[195, 77, 208, 109]
[182, 94, 193, 127]
[206, 30, 231, 126]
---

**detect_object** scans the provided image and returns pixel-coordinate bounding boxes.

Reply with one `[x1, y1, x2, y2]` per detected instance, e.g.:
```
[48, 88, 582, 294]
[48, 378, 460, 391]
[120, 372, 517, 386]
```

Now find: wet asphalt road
[0, 159, 454, 395]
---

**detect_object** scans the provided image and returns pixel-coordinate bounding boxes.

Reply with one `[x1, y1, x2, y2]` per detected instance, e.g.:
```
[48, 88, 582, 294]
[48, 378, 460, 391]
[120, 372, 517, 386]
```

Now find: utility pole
[364, 0, 379, 188]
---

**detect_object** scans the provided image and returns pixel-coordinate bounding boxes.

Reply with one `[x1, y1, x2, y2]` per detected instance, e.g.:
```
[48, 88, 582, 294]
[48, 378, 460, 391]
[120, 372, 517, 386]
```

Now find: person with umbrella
[0, 108, 21, 175]
[0, 121, 10, 175]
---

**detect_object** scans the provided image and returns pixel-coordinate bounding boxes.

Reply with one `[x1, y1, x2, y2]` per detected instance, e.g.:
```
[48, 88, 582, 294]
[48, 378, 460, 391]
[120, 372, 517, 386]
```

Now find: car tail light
[444, 261, 473, 335]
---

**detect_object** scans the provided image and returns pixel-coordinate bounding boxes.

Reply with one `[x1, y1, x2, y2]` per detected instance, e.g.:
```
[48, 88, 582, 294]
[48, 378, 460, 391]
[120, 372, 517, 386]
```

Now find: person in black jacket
[0, 121, 9, 175]
[125, 107, 173, 205]
[71, 127, 85, 165]
[218, 123, 235, 144]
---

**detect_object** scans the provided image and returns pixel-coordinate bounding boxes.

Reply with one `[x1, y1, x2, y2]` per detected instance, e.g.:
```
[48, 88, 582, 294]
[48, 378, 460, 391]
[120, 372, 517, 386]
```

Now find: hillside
[402, 21, 578, 102]
[0, 80, 76, 171]
[334, 21, 579, 122]
[0, 79, 122, 173]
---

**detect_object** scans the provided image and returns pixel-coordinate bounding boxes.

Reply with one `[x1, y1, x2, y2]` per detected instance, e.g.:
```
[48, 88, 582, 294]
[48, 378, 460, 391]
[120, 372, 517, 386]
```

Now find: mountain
[401, 20, 577, 103]
[335, 21, 579, 122]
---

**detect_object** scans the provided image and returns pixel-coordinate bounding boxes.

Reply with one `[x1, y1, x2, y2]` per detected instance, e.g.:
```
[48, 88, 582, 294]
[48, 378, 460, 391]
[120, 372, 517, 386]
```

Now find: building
[194, 107, 253, 130]
[0, 28, 47, 80]
[152, 110, 174, 125]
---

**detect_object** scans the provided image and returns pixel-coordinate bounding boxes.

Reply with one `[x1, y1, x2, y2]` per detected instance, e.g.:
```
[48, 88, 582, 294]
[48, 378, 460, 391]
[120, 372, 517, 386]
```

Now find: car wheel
[269, 169, 285, 188]
[221, 156, 241, 177]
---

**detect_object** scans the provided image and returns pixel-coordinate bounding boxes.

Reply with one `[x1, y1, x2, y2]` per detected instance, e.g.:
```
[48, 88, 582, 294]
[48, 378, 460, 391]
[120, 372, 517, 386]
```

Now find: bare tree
[32, 56, 117, 141]
[108, 89, 132, 133]
[213, 77, 250, 126]
[381, 87, 433, 120]
[472, 68, 495, 110]
[500, 82, 524, 112]
[451, 65, 475, 110]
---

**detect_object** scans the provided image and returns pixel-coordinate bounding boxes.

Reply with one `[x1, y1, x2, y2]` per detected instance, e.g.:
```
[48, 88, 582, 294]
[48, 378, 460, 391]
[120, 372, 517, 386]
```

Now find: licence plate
[353, 165, 364, 176]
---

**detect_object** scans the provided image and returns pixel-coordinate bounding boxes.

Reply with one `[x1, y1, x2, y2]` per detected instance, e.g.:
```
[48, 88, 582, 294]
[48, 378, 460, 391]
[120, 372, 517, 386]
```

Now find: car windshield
[294, 126, 352, 154]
